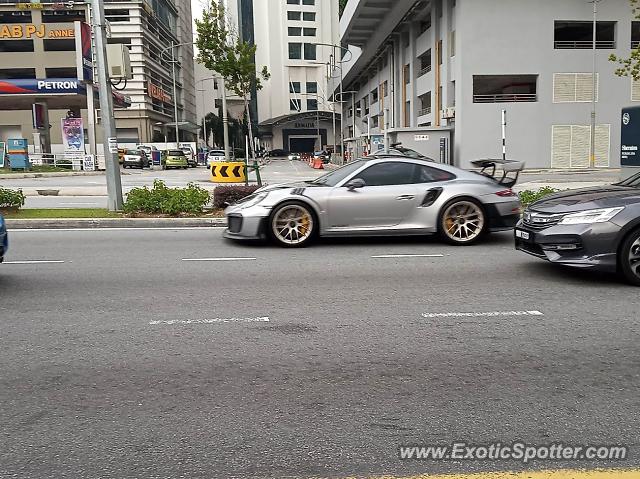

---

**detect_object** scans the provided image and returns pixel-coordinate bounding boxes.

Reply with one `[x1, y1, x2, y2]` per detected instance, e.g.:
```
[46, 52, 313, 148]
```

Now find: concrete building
[336, 0, 638, 169]
[0, 0, 197, 156]
[225, 0, 341, 153]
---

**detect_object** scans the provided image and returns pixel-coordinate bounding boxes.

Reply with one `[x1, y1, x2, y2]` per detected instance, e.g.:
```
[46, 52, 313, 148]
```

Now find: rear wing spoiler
[470, 159, 525, 188]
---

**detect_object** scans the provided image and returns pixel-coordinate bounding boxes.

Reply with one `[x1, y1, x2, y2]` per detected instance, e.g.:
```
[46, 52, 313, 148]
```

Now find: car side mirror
[346, 178, 366, 191]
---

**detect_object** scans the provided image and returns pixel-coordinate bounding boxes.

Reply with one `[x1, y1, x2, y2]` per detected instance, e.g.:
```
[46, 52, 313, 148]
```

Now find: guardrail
[28, 153, 105, 171]
[473, 94, 537, 103]
[554, 40, 615, 49]
[419, 65, 432, 77]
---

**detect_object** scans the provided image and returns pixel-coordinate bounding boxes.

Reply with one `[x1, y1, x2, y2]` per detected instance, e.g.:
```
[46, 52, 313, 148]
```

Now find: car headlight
[235, 192, 268, 209]
[558, 207, 624, 225]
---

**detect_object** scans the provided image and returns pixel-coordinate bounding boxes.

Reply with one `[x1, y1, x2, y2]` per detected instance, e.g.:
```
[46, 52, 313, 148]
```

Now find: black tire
[438, 197, 487, 246]
[267, 201, 317, 248]
[618, 228, 640, 286]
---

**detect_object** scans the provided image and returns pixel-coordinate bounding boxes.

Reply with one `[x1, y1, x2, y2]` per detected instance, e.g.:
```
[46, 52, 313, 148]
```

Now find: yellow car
[162, 149, 188, 170]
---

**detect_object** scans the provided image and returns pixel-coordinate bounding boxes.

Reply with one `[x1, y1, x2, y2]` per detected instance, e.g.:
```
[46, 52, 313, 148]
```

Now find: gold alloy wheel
[442, 200, 485, 243]
[271, 204, 314, 245]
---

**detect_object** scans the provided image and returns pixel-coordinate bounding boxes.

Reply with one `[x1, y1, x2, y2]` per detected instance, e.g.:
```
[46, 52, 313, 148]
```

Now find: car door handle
[396, 195, 415, 200]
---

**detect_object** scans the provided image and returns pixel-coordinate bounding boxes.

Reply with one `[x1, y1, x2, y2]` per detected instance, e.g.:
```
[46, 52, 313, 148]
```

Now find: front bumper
[222, 205, 271, 240]
[514, 220, 619, 272]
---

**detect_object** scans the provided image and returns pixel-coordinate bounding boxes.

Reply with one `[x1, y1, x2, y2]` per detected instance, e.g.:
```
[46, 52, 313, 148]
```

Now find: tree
[339, 0, 348, 17]
[610, 0, 640, 80]
[195, 2, 270, 162]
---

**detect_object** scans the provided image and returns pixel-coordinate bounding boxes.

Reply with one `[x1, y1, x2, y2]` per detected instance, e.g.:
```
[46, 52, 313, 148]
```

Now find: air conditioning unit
[106, 44, 133, 80]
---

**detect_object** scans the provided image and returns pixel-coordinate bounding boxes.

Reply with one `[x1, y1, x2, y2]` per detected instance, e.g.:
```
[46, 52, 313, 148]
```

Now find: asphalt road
[1, 228, 638, 478]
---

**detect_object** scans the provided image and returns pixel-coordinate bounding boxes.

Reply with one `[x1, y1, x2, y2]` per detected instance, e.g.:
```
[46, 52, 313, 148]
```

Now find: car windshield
[615, 172, 640, 187]
[168, 150, 184, 156]
[209, 151, 224, 156]
[308, 160, 364, 187]
[125, 149, 140, 155]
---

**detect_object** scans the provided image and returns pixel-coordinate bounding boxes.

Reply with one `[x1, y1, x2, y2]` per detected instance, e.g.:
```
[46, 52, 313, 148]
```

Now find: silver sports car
[224, 157, 523, 247]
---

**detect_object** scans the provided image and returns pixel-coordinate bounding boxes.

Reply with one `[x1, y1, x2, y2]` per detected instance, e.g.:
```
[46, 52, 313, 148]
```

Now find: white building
[224, 0, 341, 153]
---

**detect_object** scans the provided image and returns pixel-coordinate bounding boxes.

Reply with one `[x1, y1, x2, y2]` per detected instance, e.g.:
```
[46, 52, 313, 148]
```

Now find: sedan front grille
[228, 215, 243, 233]
[522, 210, 565, 231]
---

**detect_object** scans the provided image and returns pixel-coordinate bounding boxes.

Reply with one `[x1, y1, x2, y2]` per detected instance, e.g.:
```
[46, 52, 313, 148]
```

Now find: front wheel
[268, 201, 316, 248]
[619, 229, 640, 286]
[439, 198, 486, 245]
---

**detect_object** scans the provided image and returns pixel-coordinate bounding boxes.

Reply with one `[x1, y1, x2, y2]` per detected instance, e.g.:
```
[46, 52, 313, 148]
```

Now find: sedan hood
[531, 185, 640, 213]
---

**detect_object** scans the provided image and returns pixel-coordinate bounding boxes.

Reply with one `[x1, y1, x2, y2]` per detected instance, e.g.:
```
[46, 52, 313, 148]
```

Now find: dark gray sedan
[515, 172, 640, 285]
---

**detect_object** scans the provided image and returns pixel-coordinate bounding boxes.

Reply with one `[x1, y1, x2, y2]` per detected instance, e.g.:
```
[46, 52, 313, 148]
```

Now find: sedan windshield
[308, 160, 364, 187]
[615, 172, 640, 187]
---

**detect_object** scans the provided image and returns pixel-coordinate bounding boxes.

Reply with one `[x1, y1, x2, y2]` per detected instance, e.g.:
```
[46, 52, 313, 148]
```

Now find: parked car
[515, 172, 640, 285]
[224, 157, 524, 247]
[207, 150, 226, 168]
[122, 149, 150, 169]
[181, 147, 198, 168]
[267, 149, 289, 159]
[117, 148, 126, 165]
[0, 213, 7, 263]
[288, 153, 301, 161]
[162, 149, 188, 170]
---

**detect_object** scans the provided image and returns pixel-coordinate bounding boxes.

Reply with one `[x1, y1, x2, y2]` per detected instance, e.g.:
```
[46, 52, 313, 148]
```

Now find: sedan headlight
[558, 207, 624, 225]
[235, 192, 268, 209]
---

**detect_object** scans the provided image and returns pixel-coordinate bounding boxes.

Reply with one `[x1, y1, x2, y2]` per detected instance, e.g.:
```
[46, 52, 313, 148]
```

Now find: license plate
[515, 229, 530, 240]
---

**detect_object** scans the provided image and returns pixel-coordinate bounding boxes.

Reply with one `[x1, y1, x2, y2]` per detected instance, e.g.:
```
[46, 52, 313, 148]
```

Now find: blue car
[0, 214, 7, 263]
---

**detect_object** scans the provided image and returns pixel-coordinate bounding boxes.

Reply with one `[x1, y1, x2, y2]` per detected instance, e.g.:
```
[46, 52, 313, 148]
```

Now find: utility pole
[221, 78, 230, 161]
[171, 41, 180, 148]
[589, 0, 600, 168]
[90, 0, 123, 211]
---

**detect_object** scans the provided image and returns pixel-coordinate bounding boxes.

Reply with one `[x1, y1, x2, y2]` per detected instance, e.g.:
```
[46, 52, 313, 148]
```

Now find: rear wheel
[268, 201, 316, 248]
[619, 228, 640, 286]
[439, 198, 486, 245]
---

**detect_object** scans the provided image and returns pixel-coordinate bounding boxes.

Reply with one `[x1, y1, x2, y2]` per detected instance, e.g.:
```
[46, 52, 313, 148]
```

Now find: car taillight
[495, 189, 516, 197]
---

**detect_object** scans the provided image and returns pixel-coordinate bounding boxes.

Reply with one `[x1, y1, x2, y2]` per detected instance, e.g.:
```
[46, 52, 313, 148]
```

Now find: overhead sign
[147, 81, 171, 103]
[295, 122, 315, 129]
[74, 21, 93, 83]
[0, 24, 74, 39]
[0, 78, 81, 95]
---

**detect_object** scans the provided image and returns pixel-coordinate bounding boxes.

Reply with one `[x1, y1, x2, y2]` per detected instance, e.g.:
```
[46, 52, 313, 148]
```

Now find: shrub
[123, 180, 211, 215]
[213, 185, 261, 208]
[518, 186, 559, 207]
[0, 187, 25, 209]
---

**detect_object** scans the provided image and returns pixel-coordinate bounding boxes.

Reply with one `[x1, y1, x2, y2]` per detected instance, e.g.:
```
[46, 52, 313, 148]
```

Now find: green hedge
[213, 185, 261, 208]
[518, 187, 559, 207]
[0, 187, 25, 210]
[123, 180, 211, 215]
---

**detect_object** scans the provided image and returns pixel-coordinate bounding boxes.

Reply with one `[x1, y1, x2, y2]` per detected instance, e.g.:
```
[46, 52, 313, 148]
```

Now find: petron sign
[0, 24, 75, 39]
[0, 78, 82, 95]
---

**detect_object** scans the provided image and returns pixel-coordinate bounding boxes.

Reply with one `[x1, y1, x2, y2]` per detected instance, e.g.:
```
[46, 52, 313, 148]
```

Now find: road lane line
[150, 317, 269, 325]
[422, 310, 544, 318]
[3, 260, 65, 264]
[372, 254, 444, 259]
[182, 257, 257, 262]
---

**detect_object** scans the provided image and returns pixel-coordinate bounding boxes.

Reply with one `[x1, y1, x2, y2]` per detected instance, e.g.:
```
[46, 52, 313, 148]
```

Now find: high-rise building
[0, 0, 198, 154]
[223, 0, 341, 153]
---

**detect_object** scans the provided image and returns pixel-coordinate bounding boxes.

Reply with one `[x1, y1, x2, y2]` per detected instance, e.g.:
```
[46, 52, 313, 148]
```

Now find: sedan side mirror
[346, 178, 366, 191]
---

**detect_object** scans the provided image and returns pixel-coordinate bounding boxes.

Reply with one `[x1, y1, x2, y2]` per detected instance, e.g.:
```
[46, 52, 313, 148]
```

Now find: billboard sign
[61, 117, 85, 153]
[0, 78, 81, 95]
[74, 21, 93, 83]
[621, 106, 640, 167]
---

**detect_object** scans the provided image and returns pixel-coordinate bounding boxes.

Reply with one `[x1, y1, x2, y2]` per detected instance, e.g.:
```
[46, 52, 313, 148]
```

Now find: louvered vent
[553, 73, 598, 103]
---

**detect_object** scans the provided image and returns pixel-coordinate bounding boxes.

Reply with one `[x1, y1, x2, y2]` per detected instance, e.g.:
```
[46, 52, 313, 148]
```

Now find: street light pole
[90, 0, 123, 211]
[590, 0, 600, 168]
[170, 41, 180, 148]
[221, 78, 230, 161]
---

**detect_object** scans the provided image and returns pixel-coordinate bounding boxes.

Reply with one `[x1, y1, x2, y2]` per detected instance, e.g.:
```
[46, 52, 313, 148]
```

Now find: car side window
[356, 162, 416, 186]
[414, 164, 456, 183]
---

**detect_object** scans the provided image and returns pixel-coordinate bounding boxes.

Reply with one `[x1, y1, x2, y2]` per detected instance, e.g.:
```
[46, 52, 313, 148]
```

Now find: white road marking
[182, 257, 257, 262]
[372, 254, 444, 259]
[3, 260, 65, 264]
[150, 316, 270, 325]
[422, 310, 544, 318]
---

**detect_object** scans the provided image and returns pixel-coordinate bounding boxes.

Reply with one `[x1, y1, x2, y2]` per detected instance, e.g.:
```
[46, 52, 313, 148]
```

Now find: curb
[0, 171, 105, 180]
[6, 217, 227, 229]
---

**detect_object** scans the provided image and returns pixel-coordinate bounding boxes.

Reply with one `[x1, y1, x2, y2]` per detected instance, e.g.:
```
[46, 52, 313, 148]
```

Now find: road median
[6, 217, 227, 229]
